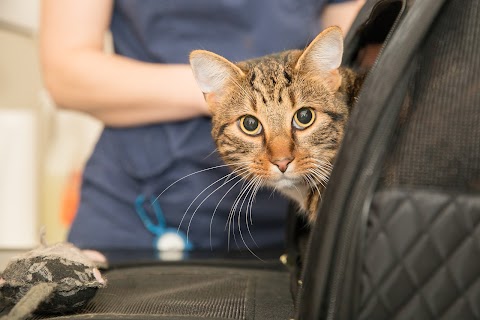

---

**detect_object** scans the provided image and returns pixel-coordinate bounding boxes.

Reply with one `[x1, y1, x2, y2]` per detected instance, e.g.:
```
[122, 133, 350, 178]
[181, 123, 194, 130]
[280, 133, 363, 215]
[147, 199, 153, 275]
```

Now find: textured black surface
[29, 264, 293, 320]
[360, 189, 480, 319]
[359, 0, 480, 318]
[382, 0, 480, 190]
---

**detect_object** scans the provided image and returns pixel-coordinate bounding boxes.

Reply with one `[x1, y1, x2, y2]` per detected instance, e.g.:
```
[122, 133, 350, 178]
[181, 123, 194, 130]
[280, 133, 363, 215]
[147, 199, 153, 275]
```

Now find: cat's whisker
[313, 159, 334, 171]
[268, 184, 279, 200]
[180, 172, 236, 234]
[239, 176, 261, 248]
[310, 168, 328, 181]
[315, 171, 330, 184]
[246, 178, 263, 249]
[238, 176, 258, 224]
[203, 148, 220, 160]
[308, 169, 330, 201]
[315, 163, 333, 176]
[311, 175, 325, 203]
[310, 160, 333, 180]
[312, 177, 323, 196]
[227, 175, 256, 233]
[223, 164, 251, 184]
[153, 162, 250, 203]
[227, 176, 252, 251]
[308, 176, 319, 194]
[309, 169, 327, 186]
[228, 174, 258, 249]
[237, 177, 263, 260]
[178, 165, 250, 236]
[303, 174, 319, 195]
[209, 174, 249, 251]
[185, 167, 251, 241]
[302, 174, 313, 190]
[247, 177, 263, 226]
[311, 167, 331, 185]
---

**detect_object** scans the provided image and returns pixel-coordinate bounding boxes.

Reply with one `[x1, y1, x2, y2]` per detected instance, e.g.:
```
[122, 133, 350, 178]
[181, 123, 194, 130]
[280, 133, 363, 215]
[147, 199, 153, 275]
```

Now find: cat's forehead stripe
[244, 55, 296, 110]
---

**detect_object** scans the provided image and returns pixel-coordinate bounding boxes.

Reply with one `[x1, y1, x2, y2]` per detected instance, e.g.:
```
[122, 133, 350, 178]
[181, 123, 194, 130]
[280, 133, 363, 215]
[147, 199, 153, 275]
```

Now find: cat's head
[190, 26, 351, 215]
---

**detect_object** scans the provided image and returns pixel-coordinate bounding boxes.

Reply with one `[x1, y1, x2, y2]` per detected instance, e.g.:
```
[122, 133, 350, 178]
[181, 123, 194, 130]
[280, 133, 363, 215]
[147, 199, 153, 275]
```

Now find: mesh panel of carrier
[361, 1, 480, 319]
[382, 0, 480, 190]
[30, 264, 293, 320]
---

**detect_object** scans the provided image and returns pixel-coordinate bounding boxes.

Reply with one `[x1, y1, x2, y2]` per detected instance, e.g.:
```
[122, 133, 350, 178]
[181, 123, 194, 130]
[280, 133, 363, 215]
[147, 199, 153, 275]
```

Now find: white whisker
[303, 174, 317, 193]
[185, 167, 251, 241]
[178, 165, 249, 234]
[311, 167, 330, 186]
[239, 176, 260, 240]
[247, 177, 262, 226]
[313, 159, 334, 170]
[303, 174, 313, 190]
[209, 175, 248, 250]
[237, 177, 263, 261]
[308, 173, 323, 196]
[203, 148, 219, 160]
[314, 164, 331, 173]
[227, 176, 251, 251]
[153, 161, 250, 203]
[245, 177, 263, 249]
[180, 175, 231, 233]
[268, 184, 278, 200]
[227, 176, 255, 233]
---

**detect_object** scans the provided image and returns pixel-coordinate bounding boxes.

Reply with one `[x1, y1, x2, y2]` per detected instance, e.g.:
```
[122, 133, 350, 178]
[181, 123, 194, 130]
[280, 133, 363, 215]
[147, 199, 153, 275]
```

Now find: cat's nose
[273, 158, 294, 173]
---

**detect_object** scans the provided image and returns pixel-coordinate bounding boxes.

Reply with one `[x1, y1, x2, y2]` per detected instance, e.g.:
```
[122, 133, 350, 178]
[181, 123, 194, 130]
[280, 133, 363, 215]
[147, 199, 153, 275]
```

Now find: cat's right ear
[190, 50, 245, 107]
[295, 26, 344, 92]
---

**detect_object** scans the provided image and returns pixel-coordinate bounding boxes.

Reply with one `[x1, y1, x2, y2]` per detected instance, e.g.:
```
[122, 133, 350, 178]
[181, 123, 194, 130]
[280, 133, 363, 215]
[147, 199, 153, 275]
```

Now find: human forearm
[41, 51, 208, 125]
[85, 96, 210, 127]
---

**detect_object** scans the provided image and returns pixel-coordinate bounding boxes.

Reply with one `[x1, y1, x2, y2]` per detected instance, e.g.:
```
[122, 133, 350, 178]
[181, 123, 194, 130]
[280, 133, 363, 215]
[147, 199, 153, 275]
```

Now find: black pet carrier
[295, 0, 480, 319]
[4, 0, 479, 318]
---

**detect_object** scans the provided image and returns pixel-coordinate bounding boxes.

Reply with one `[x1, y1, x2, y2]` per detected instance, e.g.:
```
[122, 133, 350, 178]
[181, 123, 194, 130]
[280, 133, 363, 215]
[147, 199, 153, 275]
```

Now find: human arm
[321, 0, 366, 33]
[39, 0, 208, 127]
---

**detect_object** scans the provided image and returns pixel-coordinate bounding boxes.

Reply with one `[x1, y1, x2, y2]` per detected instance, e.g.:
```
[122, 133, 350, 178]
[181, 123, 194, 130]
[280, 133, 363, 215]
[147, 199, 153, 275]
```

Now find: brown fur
[190, 27, 364, 224]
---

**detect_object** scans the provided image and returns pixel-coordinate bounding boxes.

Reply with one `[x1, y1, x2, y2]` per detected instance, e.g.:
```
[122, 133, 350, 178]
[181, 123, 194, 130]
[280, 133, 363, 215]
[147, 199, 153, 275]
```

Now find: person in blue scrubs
[40, 0, 363, 255]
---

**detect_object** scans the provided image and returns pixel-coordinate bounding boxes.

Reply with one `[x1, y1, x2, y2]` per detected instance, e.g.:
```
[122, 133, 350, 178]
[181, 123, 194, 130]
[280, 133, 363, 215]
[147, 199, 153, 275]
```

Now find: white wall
[0, 0, 39, 32]
[0, 1, 102, 249]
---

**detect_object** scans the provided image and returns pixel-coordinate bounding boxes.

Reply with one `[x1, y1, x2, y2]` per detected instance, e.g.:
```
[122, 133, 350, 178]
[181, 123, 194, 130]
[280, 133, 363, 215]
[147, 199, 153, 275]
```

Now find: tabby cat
[190, 26, 363, 224]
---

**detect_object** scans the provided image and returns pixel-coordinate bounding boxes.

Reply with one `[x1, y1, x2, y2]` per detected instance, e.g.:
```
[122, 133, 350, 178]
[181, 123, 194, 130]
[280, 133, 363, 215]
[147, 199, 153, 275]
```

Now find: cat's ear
[295, 26, 344, 92]
[190, 50, 245, 105]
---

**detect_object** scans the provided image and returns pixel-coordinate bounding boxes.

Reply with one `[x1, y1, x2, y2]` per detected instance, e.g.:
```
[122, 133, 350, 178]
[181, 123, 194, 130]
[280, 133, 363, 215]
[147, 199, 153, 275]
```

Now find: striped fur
[190, 27, 363, 224]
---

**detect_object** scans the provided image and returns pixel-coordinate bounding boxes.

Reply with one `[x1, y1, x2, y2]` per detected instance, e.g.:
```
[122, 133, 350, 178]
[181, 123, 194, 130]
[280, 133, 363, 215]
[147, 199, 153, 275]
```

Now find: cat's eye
[293, 107, 315, 129]
[239, 115, 262, 136]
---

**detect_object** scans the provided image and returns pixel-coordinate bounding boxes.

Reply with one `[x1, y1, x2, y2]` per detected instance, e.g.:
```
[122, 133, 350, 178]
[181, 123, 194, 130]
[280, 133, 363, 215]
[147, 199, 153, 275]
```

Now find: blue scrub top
[69, 0, 347, 252]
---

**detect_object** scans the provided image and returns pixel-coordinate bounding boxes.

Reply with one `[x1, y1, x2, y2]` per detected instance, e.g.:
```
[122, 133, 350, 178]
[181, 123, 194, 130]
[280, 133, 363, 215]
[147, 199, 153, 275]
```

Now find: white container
[42, 109, 102, 243]
[0, 109, 38, 248]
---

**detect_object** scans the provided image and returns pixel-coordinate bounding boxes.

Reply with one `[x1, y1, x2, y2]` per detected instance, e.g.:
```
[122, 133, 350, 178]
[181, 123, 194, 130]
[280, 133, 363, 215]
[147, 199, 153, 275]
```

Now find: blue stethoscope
[134, 195, 193, 252]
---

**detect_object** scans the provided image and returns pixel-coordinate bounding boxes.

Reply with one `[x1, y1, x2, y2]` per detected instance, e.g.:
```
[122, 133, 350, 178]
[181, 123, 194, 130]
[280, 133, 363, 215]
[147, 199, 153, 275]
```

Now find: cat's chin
[265, 177, 309, 210]
[272, 177, 299, 189]
[265, 174, 303, 190]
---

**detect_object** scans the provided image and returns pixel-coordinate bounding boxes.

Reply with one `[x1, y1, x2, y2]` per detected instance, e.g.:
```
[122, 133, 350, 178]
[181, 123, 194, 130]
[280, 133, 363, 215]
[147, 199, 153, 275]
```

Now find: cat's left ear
[190, 50, 245, 106]
[295, 26, 344, 92]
